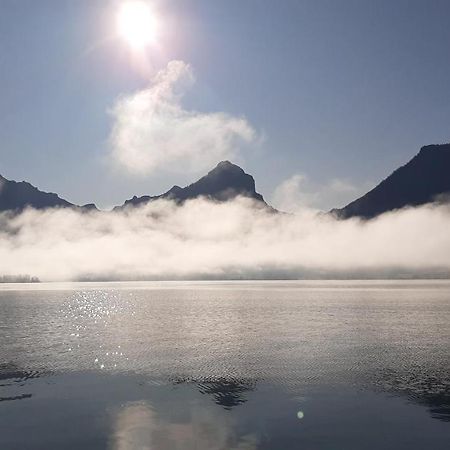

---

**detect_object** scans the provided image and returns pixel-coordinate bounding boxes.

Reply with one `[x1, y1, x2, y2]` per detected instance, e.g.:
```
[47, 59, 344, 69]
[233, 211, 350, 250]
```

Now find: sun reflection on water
[61, 290, 134, 371]
[111, 400, 258, 450]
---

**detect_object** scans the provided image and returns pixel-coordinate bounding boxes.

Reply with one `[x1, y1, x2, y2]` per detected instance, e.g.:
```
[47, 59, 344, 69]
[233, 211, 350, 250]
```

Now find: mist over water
[1, 198, 450, 281]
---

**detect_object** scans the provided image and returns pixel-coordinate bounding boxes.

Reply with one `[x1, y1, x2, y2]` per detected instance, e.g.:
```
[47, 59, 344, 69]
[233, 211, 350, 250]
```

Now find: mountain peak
[167, 185, 183, 194]
[174, 160, 264, 203]
[116, 161, 267, 209]
[0, 173, 100, 212]
[0, 175, 74, 212]
[214, 160, 242, 170]
[418, 143, 450, 155]
[206, 160, 246, 178]
[332, 143, 450, 219]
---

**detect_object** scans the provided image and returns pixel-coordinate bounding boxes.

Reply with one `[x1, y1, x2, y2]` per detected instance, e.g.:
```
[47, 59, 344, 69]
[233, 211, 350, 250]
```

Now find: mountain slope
[331, 143, 450, 219]
[0, 175, 74, 212]
[0, 174, 98, 212]
[115, 161, 268, 210]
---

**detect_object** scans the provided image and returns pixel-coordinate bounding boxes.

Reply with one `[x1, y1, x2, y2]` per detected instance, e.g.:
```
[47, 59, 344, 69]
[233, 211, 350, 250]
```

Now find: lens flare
[117, 1, 157, 49]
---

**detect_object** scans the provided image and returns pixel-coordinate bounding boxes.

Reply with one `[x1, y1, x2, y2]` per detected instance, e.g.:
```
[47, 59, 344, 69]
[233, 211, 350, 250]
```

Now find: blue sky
[1, 0, 450, 209]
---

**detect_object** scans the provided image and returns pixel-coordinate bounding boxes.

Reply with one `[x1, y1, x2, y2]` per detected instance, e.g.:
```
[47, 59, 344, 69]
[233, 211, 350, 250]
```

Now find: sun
[117, 1, 157, 49]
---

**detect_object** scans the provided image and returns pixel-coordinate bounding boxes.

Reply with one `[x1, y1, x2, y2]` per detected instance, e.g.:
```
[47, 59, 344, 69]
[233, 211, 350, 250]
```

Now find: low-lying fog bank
[1, 198, 449, 281]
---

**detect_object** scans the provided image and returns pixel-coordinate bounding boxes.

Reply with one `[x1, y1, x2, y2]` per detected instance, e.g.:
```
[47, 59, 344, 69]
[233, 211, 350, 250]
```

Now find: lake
[0, 280, 449, 449]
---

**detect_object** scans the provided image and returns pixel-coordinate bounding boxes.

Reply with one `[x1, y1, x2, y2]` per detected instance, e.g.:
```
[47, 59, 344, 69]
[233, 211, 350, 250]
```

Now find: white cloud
[271, 174, 318, 212]
[109, 60, 257, 175]
[271, 174, 370, 212]
[1, 199, 450, 281]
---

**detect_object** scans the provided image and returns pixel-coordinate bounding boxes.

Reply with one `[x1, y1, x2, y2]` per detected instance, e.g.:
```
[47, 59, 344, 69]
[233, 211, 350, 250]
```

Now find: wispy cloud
[109, 60, 257, 175]
[271, 174, 371, 212]
[1, 199, 449, 281]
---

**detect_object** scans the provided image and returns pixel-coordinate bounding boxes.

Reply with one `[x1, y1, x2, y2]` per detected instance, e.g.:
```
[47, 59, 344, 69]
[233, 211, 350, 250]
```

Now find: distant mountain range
[0, 161, 268, 213]
[1, 144, 450, 217]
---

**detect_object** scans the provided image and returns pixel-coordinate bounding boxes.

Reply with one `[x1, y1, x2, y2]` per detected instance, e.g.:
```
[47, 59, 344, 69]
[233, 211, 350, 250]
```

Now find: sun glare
[117, 1, 157, 49]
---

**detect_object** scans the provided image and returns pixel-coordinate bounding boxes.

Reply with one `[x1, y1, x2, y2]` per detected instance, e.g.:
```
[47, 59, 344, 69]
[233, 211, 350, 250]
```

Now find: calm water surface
[0, 280, 449, 449]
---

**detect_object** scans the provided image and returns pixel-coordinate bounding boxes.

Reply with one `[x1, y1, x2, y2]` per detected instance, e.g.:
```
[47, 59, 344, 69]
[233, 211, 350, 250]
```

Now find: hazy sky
[1, 0, 450, 210]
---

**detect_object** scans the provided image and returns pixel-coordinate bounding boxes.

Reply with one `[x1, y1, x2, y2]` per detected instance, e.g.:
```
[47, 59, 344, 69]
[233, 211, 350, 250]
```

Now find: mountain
[331, 143, 450, 219]
[0, 161, 267, 213]
[0, 174, 73, 212]
[114, 161, 269, 210]
[0, 174, 97, 212]
[4, 144, 450, 217]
